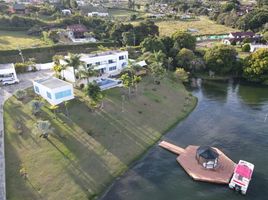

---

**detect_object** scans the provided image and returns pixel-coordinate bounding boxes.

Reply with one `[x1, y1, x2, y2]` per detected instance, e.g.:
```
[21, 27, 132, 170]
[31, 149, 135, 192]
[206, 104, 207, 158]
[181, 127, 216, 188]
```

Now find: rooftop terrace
[34, 77, 72, 89]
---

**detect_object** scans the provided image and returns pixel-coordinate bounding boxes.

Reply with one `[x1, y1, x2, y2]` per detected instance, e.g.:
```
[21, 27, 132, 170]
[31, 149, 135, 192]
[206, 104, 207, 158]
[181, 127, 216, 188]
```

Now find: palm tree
[52, 55, 64, 78]
[84, 82, 104, 110]
[78, 64, 97, 84]
[120, 73, 132, 97]
[64, 53, 85, 83]
[122, 59, 140, 76]
[34, 120, 54, 138]
[30, 100, 43, 115]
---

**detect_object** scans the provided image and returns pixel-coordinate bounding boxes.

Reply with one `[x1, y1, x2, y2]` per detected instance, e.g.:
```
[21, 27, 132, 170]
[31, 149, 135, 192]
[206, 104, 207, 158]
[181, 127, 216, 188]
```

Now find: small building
[0, 63, 18, 81]
[67, 24, 88, 39]
[229, 31, 256, 39]
[88, 12, 109, 17]
[196, 146, 219, 169]
[12, 3, 26, 14]
[62, 9, 71, 15]
[250, 44, 268, 52]
[33, 77, 74, 105]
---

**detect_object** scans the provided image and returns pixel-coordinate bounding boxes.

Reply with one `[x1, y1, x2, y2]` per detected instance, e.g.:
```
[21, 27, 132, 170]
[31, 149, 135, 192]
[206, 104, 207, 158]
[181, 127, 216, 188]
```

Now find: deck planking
[159, 141, 236, 184]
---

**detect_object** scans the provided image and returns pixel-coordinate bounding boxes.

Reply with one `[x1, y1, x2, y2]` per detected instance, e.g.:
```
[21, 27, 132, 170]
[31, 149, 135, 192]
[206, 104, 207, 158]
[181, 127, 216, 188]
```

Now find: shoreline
[97, 94, 198, 200]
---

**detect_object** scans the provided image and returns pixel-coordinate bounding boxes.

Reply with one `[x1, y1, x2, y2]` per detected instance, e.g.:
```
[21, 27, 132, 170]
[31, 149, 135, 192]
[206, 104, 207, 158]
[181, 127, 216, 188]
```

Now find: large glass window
[109, 66, 116, 71]
[108, 59, 115, 64]
[119, 55, 125, 60]
[55, 89, 72, 99]
[35, 86, 39, 93]
[46, 91, 52, 99]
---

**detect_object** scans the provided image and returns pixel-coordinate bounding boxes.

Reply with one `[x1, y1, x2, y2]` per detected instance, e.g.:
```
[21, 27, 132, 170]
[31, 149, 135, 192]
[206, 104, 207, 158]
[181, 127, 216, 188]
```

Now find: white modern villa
[33, 77, 74, 105]
[61, 50, 128, 83]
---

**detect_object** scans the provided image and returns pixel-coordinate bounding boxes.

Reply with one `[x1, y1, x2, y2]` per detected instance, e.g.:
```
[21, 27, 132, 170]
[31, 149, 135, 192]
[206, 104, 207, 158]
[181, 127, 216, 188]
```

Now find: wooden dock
[159, 141, 185, 155]
[159, 141, 236, 184]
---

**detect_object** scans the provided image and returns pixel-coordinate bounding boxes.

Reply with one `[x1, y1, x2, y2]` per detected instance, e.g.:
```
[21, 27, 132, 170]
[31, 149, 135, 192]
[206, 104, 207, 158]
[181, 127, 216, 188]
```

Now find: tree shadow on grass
[66, 98, 154, 165]
[0, 38, 10, 45]
[5, 139, 44, 200]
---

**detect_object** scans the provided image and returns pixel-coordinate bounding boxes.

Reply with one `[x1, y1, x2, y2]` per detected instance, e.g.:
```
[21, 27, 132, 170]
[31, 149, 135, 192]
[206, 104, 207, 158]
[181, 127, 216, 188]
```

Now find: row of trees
[138, 29, 268, 84]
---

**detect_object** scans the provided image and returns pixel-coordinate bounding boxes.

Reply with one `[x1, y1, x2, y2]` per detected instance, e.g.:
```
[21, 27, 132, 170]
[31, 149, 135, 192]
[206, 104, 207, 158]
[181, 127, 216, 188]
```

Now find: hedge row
[0, 42, 117, 64]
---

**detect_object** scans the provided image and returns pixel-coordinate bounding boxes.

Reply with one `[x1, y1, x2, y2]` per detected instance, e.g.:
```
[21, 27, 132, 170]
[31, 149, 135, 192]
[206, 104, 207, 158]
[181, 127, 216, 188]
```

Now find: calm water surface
[101, 79, 268, 200]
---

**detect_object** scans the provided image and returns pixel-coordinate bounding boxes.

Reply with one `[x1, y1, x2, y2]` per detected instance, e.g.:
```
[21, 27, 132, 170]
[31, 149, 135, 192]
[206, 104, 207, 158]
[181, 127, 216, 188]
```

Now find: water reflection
[100, 79, 268, 200]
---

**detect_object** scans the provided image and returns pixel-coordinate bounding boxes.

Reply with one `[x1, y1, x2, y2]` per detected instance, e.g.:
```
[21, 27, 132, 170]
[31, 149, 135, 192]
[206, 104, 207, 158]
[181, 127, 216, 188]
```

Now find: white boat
[229, 160, 254, 195]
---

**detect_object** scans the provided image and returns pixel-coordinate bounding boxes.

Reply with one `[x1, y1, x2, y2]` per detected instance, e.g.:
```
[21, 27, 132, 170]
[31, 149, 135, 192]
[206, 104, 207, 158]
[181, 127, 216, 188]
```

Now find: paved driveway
[0, 70, 53, 200]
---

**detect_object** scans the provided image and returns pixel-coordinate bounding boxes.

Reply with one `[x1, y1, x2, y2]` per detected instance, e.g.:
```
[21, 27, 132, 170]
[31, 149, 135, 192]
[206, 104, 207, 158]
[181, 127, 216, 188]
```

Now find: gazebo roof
[196, 146, 219, 160]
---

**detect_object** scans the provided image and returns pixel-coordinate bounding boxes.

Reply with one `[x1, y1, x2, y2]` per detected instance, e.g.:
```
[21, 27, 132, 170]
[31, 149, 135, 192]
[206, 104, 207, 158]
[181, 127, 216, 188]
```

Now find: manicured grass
[156, 16, 239, 36]
[4, 76, 196, 200]
[0, 31, 47, 50]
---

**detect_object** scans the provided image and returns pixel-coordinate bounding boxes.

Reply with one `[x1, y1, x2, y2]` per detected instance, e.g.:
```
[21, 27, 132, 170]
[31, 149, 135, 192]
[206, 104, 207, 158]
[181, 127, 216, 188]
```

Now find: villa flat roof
[0, 63, 15, 70]
[34, 77, 72, 89]
[80, 50, 127, 59]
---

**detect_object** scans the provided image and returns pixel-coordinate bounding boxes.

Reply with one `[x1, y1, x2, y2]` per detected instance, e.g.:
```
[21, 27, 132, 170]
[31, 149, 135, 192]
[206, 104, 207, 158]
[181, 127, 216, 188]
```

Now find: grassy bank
[4, 76, 197, 200]
[156, 16, 238, 36]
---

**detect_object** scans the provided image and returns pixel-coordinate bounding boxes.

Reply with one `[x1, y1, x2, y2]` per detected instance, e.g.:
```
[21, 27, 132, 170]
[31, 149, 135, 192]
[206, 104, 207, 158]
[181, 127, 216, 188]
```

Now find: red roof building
[67, 24, 88, 38]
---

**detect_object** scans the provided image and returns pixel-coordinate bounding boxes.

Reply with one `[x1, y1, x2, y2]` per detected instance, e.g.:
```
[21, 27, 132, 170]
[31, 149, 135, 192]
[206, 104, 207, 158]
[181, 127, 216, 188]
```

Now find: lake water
[100, 79, 268, 200]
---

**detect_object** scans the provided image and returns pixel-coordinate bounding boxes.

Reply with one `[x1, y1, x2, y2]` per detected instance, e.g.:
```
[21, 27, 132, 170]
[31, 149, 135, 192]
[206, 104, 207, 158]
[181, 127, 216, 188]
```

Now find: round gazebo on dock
[196, 146, 219, 169]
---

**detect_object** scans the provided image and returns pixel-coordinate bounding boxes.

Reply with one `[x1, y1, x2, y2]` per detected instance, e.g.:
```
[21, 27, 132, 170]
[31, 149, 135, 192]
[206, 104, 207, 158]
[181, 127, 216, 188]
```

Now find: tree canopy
[243, 48, 268, 83]
[171, 31, 196, 51]
[204, 45, 239, 75]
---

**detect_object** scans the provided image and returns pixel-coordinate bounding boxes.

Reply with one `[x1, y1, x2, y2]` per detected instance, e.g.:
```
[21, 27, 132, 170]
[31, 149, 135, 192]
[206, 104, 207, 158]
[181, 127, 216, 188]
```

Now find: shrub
[80, 83, 85, 89]
[15, 63, 29, 73]
[174, 68, 189, 83]
[14, 90, 27, 100]
[242, 43, 250, 52]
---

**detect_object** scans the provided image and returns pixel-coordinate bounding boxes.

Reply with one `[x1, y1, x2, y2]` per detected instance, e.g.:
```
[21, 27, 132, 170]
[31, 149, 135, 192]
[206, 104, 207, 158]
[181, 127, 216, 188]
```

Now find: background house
[88, 12, 109, 17]
[33, 77, 74, 105]
[223, 31, 261, 45]
[67, 24, 88, 39]
[250, 44, 268, 52]
[61, 9, 71, 15]
[11, 3, 26, 14]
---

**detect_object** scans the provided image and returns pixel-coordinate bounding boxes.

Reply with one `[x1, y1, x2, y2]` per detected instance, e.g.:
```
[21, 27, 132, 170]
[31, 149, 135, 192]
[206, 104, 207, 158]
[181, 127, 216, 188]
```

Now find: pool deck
[159, 141, 236, 184]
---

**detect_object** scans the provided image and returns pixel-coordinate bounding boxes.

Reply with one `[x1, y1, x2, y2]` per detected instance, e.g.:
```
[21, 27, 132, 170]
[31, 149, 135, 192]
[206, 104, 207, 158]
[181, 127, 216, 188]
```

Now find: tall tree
[149, 61, 166, 84]
[120, 73, 133, 97]
[84, 82, 104, 108]
[30, 100, 43, 115]
[176, 48, 195, 71]
[243, 48, 268, 83]
[172, 31, 196, 51]
[64, 53, 85, 82]
[78, 64, 97, 84]
[204, 45, 239, 75]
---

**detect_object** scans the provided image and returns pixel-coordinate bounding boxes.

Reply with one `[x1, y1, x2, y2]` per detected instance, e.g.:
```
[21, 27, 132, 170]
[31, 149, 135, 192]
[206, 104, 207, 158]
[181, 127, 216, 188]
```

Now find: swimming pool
[96, 78, 122, 90]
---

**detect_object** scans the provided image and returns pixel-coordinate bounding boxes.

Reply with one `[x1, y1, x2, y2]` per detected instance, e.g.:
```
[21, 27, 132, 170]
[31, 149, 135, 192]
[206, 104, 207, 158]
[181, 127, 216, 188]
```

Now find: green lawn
[156, 16, 239, 36]
[0, 31, 47, 50]
[4, 76, 196, 200]
[108, 8, 145, 18]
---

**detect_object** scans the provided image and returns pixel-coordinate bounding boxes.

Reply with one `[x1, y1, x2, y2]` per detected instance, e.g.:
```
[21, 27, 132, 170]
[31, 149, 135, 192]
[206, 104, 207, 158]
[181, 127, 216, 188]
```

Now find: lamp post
[17, 46, 25, 63]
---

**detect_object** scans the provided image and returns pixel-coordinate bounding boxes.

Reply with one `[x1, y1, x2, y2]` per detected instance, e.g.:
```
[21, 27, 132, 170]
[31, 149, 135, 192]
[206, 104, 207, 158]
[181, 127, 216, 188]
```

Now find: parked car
[0, 76, 14, 82]
[2, 78, 19, 86]
[229, 160, 254, 195]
